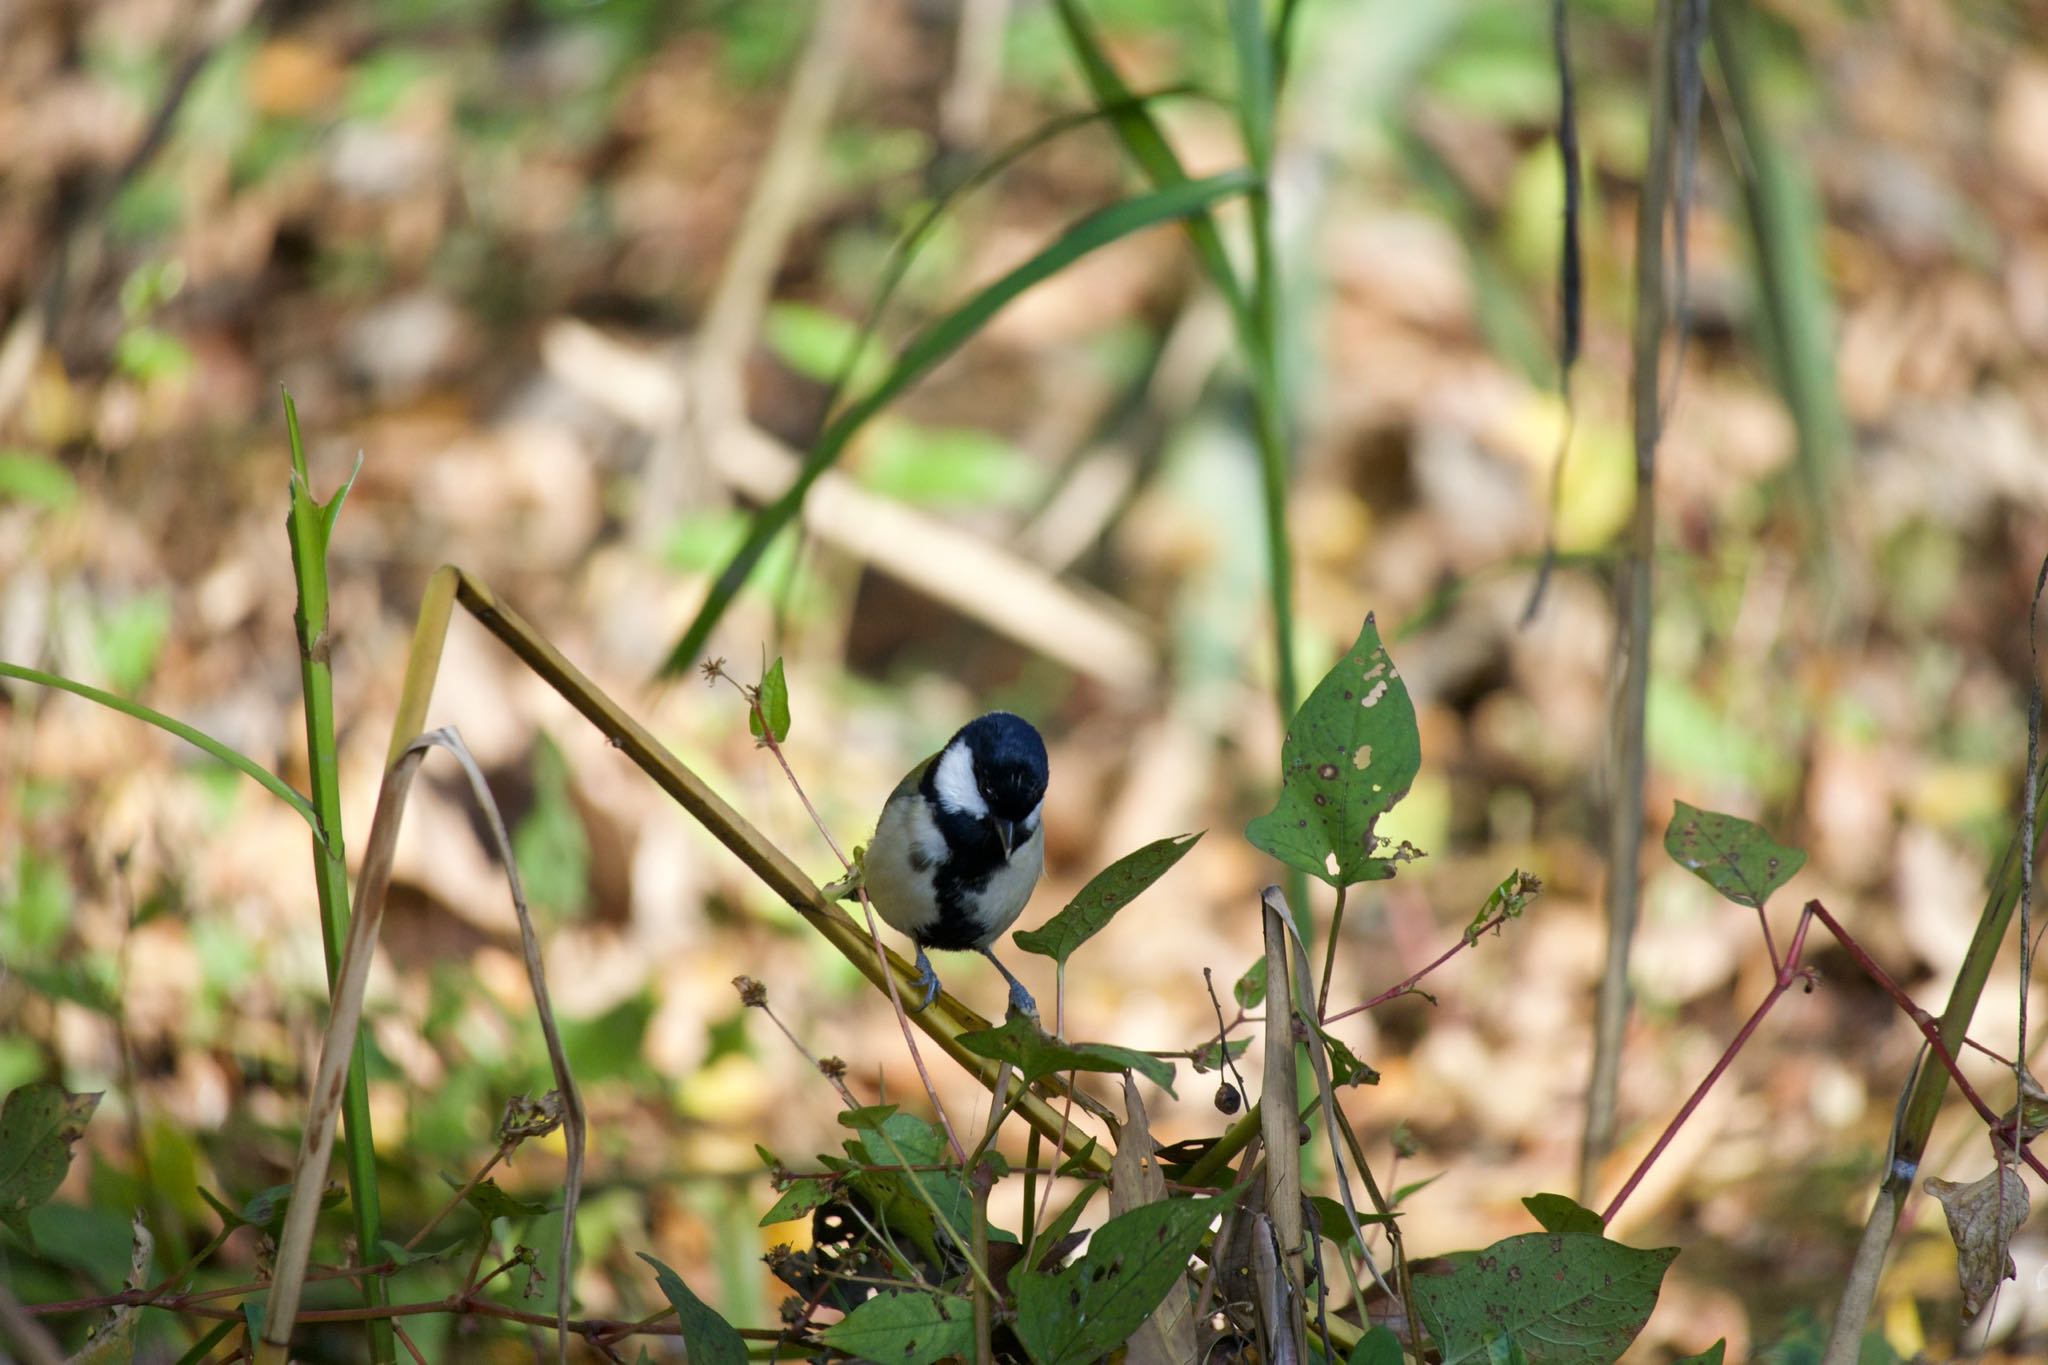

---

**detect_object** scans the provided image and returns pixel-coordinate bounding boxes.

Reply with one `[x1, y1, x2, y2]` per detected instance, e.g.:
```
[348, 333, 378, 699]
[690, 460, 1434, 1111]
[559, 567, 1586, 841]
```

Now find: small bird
[834, 712, 1048, 1017]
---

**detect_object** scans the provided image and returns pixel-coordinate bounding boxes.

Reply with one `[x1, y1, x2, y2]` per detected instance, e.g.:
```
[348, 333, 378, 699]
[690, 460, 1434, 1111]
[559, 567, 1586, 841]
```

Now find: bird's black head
[931, 712, 1048, 857]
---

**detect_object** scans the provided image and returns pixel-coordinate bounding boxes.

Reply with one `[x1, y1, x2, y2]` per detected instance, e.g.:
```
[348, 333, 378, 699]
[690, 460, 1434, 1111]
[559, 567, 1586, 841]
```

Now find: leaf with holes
[640, 1254, 747, 1365]
[1013, 1193, 1228, 1365]
[818, 1290, 973, 1365]
[958, 1013, 1176, 1095]
[1414, 1231, 1676, 1364]
[759, 1178, 835, 1227]
[0, 1084, 101, 1250]
[1663, 801, 1806, 909]
[1246, 614, 1423, 887]
[1015, 832, 1203, 965]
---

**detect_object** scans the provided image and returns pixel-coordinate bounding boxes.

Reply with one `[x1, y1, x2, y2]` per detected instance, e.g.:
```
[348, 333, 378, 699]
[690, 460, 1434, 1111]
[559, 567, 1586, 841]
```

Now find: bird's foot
[907, 947, 943, 1014]
[980, 947, 1039, 1019]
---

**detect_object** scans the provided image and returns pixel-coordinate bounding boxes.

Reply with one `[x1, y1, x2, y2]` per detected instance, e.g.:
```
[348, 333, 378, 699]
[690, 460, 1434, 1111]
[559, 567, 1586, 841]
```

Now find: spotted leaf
[1246, 614, 1423, 887]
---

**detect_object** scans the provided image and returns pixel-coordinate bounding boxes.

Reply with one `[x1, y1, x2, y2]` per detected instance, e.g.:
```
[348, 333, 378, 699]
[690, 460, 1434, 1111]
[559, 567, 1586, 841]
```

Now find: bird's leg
[978, 947, 1038, 1019]
[907, 944, 943, 1014]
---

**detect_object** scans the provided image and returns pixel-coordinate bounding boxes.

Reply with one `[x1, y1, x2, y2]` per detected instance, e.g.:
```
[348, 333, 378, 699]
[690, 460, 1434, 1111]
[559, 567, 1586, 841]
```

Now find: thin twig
[715, 666, 966, 1163]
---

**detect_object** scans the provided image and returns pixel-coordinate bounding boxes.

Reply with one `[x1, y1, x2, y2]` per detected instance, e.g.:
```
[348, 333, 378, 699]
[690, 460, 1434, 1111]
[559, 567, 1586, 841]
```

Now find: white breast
[862, 792, 947, 938]
[962, 822, 1045, 949]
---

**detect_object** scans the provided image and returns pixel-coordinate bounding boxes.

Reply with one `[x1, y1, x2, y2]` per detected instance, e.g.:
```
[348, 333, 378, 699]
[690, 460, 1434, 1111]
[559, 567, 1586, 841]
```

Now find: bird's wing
[826, 752, 938, 902]
[887, 751, 938, 807]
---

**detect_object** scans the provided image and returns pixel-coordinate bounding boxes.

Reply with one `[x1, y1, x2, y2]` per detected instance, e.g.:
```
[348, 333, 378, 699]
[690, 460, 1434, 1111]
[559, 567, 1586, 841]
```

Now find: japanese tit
[836, 712, 1048, 1017]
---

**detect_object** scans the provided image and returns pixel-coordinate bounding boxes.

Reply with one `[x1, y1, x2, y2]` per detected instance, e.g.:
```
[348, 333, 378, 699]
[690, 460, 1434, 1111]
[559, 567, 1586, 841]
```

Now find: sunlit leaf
[1014, 1193, 1228, 1365]
[1521, 1192, 1603, 1236]
[1015, 833, 1202, 965]
[750, 657, 791, 744]
[1246, 614, 1424, 887]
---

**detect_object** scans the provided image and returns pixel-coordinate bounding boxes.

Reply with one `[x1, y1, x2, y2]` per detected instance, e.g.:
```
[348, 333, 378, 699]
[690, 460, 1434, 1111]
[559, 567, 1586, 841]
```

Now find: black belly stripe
[914, 765, 1018, 951]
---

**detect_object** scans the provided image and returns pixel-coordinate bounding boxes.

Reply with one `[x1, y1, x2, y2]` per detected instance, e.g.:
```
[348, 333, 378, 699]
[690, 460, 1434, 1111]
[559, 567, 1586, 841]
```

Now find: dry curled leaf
[1925, 1166, 2030, 1316]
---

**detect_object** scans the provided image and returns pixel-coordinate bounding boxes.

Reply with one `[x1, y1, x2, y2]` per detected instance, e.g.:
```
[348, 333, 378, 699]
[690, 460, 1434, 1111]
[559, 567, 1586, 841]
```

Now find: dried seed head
[818, 1056, 848, 1081]
[734, 976, 768, 1007]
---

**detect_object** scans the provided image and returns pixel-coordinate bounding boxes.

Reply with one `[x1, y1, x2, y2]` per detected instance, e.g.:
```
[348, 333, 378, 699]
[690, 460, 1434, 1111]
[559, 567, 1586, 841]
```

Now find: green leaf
[1314, 1024, 1379, 1088]
[0, 1083, 101, 1249]
[1233, 958, 1267, 1010]
[1189, 1036, 1251, 1073]
[1467, 868, 1542, 942]
[1414, 1231, 1676, 1364]
[1015, 833, 1203, 964]
[1014, 1193, 1226, 1365]
[763, 300, 890, 392]
[1663, 800, 1807, 909]
[659, 169, 1257, 677]
[1673, 1344, 1727, 1365]
[759, 1178, 834, 1227]
[1349, 1325, 1407, 1365]
[957, 1013, 1176, 1095]
[444, 1174, 548, 1222]
[1246, 614, 1424, 887]
[837, 1104, 900, 1130]
[1521, 1193, 1604, 1236]
[198, 1180, 345, 1235]
[638, 1253, 748, 1365]
[514, 733, 590, 919]
[1307, 1194, 1397, 1254]
[378, 1236, 469, 1269]
[858, 422, 1041, 509]
[0, 450, 78, 508]
[816, 1290, 973, 1365]
[93, 592, 171, 695]
[750, 657, 791, 744]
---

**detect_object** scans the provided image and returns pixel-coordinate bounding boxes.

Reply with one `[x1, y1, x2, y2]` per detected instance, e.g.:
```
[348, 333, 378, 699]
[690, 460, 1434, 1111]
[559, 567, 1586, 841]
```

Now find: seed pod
[1214, 1082, 1242, 1115]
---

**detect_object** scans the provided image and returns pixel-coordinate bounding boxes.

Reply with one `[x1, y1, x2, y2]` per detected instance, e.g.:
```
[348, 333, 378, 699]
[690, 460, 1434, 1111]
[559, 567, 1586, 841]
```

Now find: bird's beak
[992, 817, 1017, 857]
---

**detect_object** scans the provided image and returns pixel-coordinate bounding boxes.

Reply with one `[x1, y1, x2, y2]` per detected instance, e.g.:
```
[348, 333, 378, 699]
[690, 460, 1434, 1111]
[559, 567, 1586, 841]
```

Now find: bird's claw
[907, 950, 942, 1014]
[1006, 979, 1039, 1019]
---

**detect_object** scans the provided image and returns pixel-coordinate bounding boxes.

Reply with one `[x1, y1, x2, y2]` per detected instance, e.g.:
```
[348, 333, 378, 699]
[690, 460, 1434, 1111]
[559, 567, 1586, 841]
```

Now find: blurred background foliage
[3, 0, 2048, 1357]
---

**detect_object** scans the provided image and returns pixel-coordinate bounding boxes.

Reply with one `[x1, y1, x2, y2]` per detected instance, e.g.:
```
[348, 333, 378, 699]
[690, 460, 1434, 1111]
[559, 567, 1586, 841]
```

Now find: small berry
[1214, 1082, 1242, 1115]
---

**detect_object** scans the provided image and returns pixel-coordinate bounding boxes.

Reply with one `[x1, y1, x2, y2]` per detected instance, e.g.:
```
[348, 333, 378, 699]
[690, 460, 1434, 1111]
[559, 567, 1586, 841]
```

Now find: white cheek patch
[1022, 800, 1043, 834]
[932, 741, 987, 818]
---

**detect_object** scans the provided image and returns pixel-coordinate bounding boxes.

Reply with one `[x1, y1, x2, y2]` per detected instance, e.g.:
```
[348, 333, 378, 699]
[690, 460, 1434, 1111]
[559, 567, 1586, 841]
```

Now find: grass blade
[0, 662, 315, 828]
[659, 169, 1256, 676]
[280, 389, 392, 1362]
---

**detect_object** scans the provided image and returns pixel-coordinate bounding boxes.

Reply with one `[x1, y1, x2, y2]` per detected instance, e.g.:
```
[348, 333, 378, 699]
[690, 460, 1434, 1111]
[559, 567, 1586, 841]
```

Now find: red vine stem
[1603, 900, 2048, 1226]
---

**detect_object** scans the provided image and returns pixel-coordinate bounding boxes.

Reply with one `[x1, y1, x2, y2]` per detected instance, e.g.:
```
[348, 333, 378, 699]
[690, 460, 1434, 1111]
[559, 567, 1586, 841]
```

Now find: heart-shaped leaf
[1414, 1231, 1675, 1363]
[1247, 614, 1423, 887]
[1663, 801, 1805, 909]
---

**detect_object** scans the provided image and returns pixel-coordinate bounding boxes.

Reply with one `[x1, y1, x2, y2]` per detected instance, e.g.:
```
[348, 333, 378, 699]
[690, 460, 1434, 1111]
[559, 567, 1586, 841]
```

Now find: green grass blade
[1712, 0, 1845, 558]
[822, 83, 1209, 424]
[0, 662, 316, 827]
[658, 169, 1256, 676]
[281, 389, 394, 1363]
[1228, 0, 1275, 171]
[1050, 0, 1253, 333]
